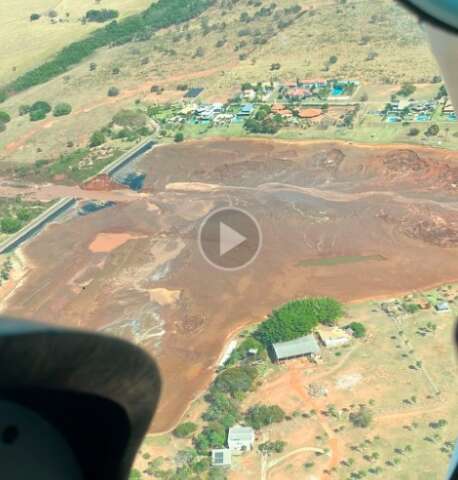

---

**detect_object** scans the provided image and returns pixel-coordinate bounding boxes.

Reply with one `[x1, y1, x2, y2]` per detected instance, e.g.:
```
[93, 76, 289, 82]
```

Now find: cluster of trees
[1, 0, 216, 99]
[244, 116, 282, 135]
[0, 203, 37, 234]
[255, 297, 344, 345]
[245, 404, 285, 430]
[18, 101, 71, 122]
[85, 9, 119, 23]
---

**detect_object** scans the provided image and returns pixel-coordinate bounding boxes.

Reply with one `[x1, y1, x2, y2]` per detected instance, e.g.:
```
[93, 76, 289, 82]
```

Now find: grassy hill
[0, 0, 442, 168]
[0, 0, 153, 85]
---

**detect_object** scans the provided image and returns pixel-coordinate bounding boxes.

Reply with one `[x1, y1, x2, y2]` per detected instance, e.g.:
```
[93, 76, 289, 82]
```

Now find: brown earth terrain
[3, 138, 458, 432]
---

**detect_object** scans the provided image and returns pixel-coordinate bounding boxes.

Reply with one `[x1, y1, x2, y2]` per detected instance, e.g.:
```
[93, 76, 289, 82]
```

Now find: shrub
[425, 124, 439, 137]
[173, 422, 198, 438]
[113, 109, 146, 128]
[53, 103, 72, 117]
[0, 122, 5, 133]
[89, 130, 106, 147]
[1, 217, 22, 234]
[174, 132, 184, 142]
[108, 86, 120, 97]
[30, 13, 41, 21]
[0, 111, 11, 123]
[258, 440, 286, 454]
[398, 82, 416, 97]
[19, 105, 31, 116]
[347, 322, 366, 338]
[408, 127, 420, 136]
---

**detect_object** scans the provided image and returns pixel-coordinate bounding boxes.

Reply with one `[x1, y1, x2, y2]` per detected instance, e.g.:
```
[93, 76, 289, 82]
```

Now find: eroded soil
[4, 139, 458, 431]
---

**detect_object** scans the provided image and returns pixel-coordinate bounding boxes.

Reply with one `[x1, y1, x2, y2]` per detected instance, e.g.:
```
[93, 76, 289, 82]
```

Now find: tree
[0, 111, 11, 123]
[0, 121, 5, 133]
[30, 109, 47, 122]
[31, 101, 51, 114]
[173, 422, 198, 438]
[329, 55, 338, 65]
[425, 124, 439, 137]
[174, 132, 184, 143]
[408, 127, 420, 136]
[53, 103, 72, 117]
[108, 86, 120, 97]
[255, 297, 343, 345]
[398, 82, 416, 97]
[89, 130, 106, 147]
[30, 13, 41, 21]
[213, 366, 257, 399]
[349, 407, 373, 428]
[347, 322, 366, 338]
[245, 404, 285, 430]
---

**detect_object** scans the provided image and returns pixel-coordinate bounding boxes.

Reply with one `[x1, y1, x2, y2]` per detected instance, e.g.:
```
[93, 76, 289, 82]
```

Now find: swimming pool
[331, 85, 345, 96]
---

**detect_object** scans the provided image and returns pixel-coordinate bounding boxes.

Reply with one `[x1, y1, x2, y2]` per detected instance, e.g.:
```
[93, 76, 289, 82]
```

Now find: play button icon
[198, 207, 262, 271]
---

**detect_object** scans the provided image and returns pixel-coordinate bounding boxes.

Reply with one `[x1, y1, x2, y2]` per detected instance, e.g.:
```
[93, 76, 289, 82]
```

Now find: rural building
[227, 426, 255, 453]
[317, 327, 352, 348]
[300, 78, 328, 89]
[435, 301, 450, 312]
[211, 449, 232, 467]
[272, 335, 321, 362]
[238, 104, 254, 117]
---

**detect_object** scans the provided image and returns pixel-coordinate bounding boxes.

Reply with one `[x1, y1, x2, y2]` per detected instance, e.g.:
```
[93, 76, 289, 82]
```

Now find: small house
[228, 426, 255, 453]
[287, 87, 312, 100]
[435, 301, 450, 313]
[317, 327, 352, 348]
[272, 335, 320, 362]
[211, 449, 232, 467]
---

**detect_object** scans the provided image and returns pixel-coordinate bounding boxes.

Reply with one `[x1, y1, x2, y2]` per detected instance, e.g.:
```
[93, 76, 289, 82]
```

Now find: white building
[227, 425, 255, 453]
[317, 327, 352, 348]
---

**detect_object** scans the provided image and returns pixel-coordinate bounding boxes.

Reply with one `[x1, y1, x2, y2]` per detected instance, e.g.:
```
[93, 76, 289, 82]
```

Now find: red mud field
[4, 138, 458, 432]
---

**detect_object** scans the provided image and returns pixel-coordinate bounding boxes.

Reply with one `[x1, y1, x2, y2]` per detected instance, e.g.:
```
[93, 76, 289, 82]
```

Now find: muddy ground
[4, 138, 458, 432]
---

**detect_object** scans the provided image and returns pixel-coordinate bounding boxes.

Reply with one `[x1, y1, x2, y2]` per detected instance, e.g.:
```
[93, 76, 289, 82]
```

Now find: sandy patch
[335, 372, 363, 390]
[88, 232, 147, 253]
[149, 288, 181, 306]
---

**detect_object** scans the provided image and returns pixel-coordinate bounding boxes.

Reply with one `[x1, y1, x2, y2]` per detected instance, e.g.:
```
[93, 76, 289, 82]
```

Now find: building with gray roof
[272, 334, 321, 362]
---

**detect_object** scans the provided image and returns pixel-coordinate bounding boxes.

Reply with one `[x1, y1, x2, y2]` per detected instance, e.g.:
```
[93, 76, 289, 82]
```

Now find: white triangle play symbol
[219, 222, 247, 256]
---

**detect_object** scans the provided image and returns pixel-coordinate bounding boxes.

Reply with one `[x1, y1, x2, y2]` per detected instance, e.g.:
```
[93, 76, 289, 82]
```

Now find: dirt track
[4, 138, 458, 432]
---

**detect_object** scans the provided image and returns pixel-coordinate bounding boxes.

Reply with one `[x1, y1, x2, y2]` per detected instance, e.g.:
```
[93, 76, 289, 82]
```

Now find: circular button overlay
[198, 207, 262, 271]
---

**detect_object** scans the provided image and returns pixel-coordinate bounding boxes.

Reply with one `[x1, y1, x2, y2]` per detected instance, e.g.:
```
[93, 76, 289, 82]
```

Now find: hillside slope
[0, 0, 440, 166]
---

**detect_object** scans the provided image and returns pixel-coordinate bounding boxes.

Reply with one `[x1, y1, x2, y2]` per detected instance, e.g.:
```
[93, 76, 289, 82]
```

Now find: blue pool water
[332, 85, 344, 96]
